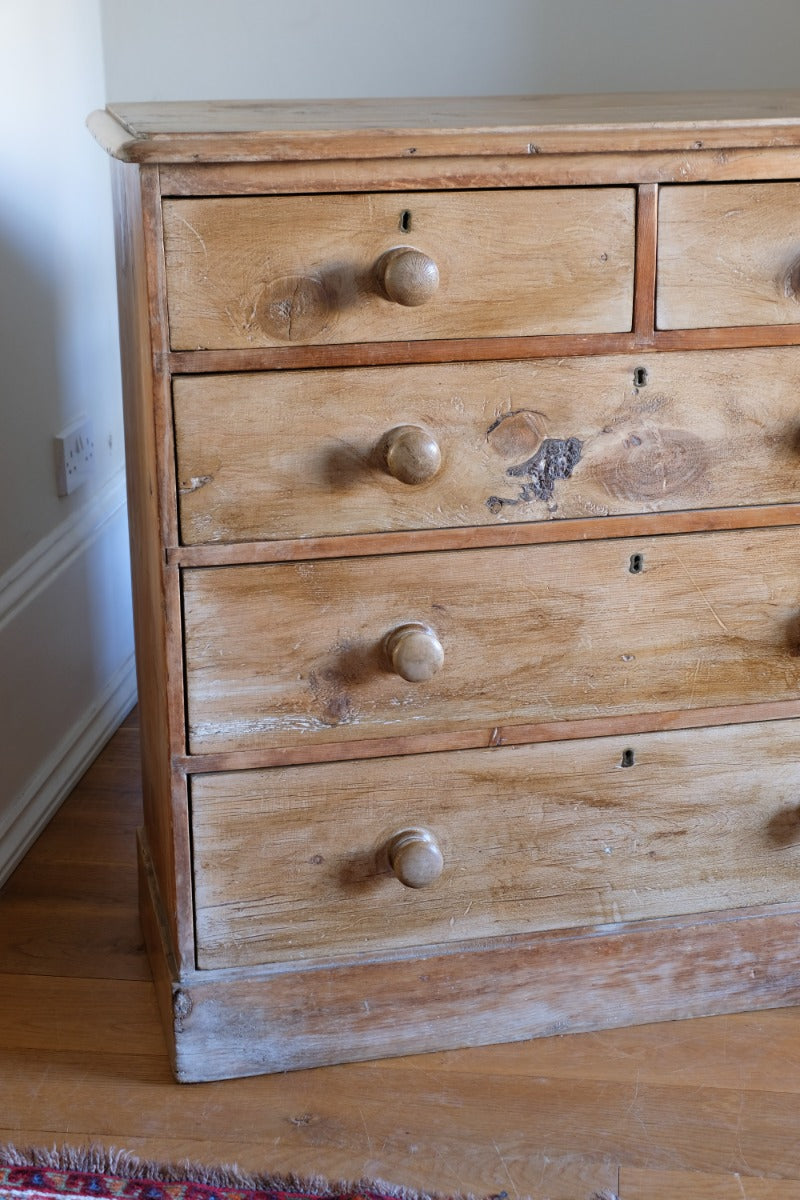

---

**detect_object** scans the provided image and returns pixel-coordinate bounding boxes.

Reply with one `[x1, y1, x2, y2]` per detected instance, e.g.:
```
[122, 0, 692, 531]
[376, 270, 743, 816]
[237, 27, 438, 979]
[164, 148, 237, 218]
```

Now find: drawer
[162, 189, 635, 349]
[183, 527, 800, 754]
[657, 183, 800, 329]
[175, 348, 800, 544]
[191, 720, 800, 969]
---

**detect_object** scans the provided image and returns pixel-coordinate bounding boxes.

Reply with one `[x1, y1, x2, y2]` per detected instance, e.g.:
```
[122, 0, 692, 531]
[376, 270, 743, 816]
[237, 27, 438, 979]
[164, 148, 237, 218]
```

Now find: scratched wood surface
[620, 1168, 800, 1198]
[94, 95, 800, 1105]
[183, 526, 800, 754]
[89, 91, 800, 163]
[156, 146, 800, 197]
[109, 160, 195, 966]
[110, 160, 180, 946]
[161, 189, 634, 350]
[175, 347, 800, 544]
[190, 719, 800, 969]
[152, 893, 800, 1081]
[5, 713, 800, 1200]
[657, 182, 800, 329]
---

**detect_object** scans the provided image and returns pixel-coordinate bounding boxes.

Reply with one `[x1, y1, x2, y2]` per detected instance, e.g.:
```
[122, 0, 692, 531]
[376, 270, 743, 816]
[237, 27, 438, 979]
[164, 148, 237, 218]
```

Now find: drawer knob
[385, 622, 444, 682]
[378, 248, 440, 307]
[388, 828, 444, 888]
[383, 425, 442, 485]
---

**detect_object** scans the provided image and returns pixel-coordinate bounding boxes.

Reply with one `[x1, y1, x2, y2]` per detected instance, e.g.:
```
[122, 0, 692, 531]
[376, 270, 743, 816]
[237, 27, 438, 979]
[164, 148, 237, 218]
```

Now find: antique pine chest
[90, 93, 800, 1082]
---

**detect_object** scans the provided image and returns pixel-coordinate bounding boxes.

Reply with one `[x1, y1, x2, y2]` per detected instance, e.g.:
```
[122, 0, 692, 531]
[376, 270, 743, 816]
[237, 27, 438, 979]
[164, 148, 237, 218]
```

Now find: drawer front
[162, 189, 635, 349]
[657, 183, 800, 329]
[175, 348, 800, 544]
[183, 527, 800, 754]
[191, 720, 800, 968]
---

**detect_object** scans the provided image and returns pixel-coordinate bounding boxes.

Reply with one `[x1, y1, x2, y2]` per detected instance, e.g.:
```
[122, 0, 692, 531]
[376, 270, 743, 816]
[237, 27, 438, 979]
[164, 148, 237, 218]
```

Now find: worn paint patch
[179, 474, 214, 494]
[488, 438, 583, 513]
[506, 435, 583, 499]
[486, 410, 583, 512]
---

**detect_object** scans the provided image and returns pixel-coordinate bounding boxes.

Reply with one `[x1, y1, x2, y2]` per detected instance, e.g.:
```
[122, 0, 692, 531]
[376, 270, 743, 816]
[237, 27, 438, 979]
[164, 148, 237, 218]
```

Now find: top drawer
[162, 189, 635, 350]
[657, 182, 800, 329]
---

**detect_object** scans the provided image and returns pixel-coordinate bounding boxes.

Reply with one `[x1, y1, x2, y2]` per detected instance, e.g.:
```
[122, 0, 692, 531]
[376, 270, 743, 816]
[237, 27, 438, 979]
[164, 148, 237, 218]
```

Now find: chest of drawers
[90, 93, 800, 1082]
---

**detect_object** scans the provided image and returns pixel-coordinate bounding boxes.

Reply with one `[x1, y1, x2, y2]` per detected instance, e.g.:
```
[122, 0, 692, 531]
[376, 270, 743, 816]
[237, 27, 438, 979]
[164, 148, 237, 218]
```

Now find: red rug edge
[0, 1143, 617, 1200]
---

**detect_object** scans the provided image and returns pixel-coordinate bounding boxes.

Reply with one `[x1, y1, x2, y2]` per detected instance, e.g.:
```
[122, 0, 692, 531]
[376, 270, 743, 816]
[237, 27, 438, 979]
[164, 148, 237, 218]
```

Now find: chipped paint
[179, 474, 214, 494]
[487, 434, 583, 512]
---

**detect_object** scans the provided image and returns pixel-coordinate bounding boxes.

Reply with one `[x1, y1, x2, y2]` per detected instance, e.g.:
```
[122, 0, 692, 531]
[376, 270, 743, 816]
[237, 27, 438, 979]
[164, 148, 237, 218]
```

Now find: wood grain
[110, 162, 193, 969]
[620, 1168, 800, 1198]
[183, 526, 800, 754]
[88, 92, 800, 163]
[156, 146, 800, 196]
[174, 347, 800, 544]
[633, 183, 658, 340]
[95, 95, 800, 1097]
[190, 719, 800, 968]
[0, 869, 144, 981]
[111, 161, 179, 947]
[0, 715, 145, 980]
[162, 189, 634, 350]
[163, 316, 800, 375]
[658, 182, 800, 329]
[432, 1005, 800, 1094]
[176, 699, 800, 774]
[172, 700, 800, 779]
[151, 882, 800, 1080]
[170, 506, 800, 571]
[5, 712, 800, 1198]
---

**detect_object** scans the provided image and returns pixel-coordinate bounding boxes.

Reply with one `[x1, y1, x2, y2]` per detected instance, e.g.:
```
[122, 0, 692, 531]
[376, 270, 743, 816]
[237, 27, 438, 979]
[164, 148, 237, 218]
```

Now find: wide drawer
[191, 720, 800, 969]
[657, 182, 800, 329]
[162, 188, 635, 349]
[175, 348, 800, 544]
[183, 527, 800, 754]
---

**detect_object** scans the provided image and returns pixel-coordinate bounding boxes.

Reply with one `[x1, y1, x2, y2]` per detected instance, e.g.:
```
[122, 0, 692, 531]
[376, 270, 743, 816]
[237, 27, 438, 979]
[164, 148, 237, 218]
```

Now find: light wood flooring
[2, 708, 800, 1200]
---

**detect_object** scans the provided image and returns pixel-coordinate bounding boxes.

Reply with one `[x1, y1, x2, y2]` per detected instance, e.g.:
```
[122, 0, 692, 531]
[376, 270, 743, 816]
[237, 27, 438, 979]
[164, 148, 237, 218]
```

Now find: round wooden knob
[377, 248, 440, 306]
[385, 622, 444, 682]
[387, 828, 444, 888]
[383, 425, 442, 485]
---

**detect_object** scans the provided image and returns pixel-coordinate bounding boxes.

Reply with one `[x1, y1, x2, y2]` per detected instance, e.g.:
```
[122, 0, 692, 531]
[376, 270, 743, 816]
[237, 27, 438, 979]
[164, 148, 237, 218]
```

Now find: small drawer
[174, 348, 800, 544]
[183, 527, 800, 754]
[162, 188, 635, 350]
[191, 720, 800, 969]
[657, 182, 800, 329]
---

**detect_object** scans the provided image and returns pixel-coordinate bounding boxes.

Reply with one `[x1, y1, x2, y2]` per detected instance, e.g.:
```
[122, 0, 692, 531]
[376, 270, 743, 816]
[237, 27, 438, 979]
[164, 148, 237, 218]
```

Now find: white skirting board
[0, 470, 137, 887]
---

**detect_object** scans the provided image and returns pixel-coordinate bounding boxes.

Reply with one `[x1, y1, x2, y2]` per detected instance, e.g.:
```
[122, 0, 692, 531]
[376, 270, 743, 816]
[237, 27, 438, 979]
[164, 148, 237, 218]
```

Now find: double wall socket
[55, 417, 95, 496]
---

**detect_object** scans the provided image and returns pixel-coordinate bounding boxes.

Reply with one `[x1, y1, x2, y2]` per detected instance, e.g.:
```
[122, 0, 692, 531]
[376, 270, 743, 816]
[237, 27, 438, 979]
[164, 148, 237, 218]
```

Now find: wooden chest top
[90, 91, 800, 163]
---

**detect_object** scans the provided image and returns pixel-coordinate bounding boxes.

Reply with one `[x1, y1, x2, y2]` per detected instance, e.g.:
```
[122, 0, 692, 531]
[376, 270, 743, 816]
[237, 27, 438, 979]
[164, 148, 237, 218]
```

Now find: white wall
[0, 0, 135, 884]
[100, 0, 800, 101]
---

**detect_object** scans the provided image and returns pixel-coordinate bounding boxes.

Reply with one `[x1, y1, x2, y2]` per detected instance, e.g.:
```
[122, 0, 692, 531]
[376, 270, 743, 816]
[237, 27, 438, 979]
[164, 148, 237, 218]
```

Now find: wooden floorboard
[2, 708, 800, 1199]
[620, 1167, 800, 1198]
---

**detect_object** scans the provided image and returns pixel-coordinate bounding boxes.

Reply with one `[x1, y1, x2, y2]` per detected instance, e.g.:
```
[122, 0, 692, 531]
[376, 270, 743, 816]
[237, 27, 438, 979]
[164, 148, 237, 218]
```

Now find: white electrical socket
[55, 417, 95, 496]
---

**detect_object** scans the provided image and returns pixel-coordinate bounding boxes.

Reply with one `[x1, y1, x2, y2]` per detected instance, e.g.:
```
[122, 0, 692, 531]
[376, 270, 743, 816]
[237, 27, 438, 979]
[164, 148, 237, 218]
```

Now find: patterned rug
[0, 1147, 617, 1200]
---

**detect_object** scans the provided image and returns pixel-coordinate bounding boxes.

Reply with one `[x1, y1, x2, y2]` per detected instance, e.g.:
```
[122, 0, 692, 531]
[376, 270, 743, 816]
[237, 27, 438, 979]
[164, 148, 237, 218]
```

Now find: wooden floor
[3, 710, 800, 1200]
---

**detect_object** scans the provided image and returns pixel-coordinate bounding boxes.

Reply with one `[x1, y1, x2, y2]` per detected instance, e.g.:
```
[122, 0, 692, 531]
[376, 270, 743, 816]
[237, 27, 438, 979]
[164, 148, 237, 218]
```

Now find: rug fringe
[0, 1143, 617, 1200]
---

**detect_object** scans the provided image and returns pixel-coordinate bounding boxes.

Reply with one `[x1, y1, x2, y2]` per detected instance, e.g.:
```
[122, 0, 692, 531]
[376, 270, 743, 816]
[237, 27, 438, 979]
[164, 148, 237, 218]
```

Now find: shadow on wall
[0, 216, 134, 853]
[0, 223, 62, 560]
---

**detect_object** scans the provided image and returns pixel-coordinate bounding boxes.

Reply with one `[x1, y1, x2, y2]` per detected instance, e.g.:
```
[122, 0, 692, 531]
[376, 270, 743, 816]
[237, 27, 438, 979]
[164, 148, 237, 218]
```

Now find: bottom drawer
[191, 720, 800, 971]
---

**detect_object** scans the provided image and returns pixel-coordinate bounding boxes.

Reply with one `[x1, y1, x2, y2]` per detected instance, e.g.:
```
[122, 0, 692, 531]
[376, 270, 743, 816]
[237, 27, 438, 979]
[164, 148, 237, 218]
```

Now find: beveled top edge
[88, 91, 800, 163]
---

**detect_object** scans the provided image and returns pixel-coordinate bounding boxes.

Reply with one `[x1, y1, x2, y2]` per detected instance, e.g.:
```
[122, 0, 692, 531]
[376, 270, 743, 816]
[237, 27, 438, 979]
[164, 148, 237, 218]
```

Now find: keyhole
[629, 552, 644, 574]
[633, 366, 649, 387]
[621, 748, 636, 768]
[400, 210, 412, 232]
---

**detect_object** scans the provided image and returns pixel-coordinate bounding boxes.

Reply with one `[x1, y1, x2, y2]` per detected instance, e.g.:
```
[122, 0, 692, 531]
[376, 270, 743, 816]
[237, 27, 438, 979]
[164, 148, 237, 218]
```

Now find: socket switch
[55, 417, 95, 496]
